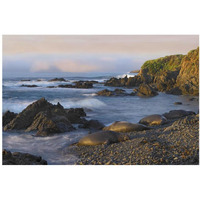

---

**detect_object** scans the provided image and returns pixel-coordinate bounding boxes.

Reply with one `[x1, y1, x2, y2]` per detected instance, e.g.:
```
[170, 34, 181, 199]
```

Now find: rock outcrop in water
[3, 111, 17, 126]
[97, 89, 135, 96]
[3, 98, 105, 136]
[3, 149, 47, 165]
[3, 98, 75, 136]
[48, 78, 67, 82]
[104, 47, 199, 96]
[136, 83, 158, 97]
[57, 81, 93, 89]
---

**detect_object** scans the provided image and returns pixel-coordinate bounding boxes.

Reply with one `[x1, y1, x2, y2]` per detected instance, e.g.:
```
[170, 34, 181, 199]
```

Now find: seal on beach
[103, 121, 150, 133]
[139, 114, 167, 126]
[78, 131, 129, 146]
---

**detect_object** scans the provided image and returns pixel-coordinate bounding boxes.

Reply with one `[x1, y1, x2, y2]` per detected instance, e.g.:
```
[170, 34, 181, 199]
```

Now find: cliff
[105, 47, 199, 96]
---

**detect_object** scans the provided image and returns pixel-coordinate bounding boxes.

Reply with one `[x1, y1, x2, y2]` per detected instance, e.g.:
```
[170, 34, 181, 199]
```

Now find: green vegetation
[141, 54, 184, 75]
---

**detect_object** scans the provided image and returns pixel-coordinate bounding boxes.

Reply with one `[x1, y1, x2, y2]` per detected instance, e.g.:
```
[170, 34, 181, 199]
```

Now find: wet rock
[21, 79, 31, 81]
[21, 84, 38, 87]
[48, 78, 67, 82]
[163, 110, 195, 120]
[65, 108, 86, 124]
[3, 110, 17, 127]
[96, 89, 130, 96]
[139, 114, 167, 126]
[4, 98, 74, 136]
[3, 149, 47, 165]
[47, 86, 56, 88]
[174, 102, 182, 105]
[79, 120, 105, 130]
[137, 83, 158, 97]
[78, 131, 129, 146]
[103, 121, 150, 133]
[58, 81, 93, 89]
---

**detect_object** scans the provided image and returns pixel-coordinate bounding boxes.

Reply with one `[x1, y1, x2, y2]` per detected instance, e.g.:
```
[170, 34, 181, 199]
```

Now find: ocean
[2, 72, 199, 164]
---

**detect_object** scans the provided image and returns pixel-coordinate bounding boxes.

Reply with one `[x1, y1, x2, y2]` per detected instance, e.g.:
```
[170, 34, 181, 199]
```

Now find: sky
[3, 35, 199, 75]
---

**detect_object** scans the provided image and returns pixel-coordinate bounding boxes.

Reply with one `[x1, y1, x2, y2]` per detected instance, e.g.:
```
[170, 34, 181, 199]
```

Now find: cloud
[30, 58, 101, 73]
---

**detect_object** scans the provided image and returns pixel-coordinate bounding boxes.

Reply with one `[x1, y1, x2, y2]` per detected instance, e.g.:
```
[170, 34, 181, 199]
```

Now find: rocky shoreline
[69, 113, 199, 165]
[104, 47, 199, 96]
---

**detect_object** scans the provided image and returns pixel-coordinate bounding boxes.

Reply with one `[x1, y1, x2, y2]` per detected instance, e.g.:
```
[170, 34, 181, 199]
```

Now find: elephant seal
[139, 114, 167, 126]
[103, 121, 150, 133]
[78, 131, 129, 146]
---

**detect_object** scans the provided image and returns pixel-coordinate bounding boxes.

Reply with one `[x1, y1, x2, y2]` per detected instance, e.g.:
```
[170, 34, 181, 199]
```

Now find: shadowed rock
[79, 120, 105, 130]
[21, 84, 38, 87]
[163, 110, 195, 120]
[97, 88, 132, 96]
[3, 111, 17, 127]
[4, 98, 74, 136]
[139, 114, 167, 126]
[3, 149, 47, 165]
[103, 121, 150, 133]
[65, 108, 86, 124]
[48, 78, 67, 82]
[137, 83, 158, 97]
[78, 131, 129, 146]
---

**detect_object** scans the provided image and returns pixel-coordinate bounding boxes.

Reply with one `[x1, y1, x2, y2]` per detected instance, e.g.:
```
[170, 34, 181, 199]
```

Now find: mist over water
[3, 72, 199, 164]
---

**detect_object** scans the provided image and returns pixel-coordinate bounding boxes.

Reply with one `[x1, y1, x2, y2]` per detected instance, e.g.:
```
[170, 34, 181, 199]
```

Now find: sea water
[2, 72, 199, 164]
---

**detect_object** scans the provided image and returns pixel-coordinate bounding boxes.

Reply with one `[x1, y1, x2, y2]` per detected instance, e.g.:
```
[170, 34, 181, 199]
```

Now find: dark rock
[21, 84, 38, 87]
[47, 86, 56, 88]
[3, 149, 47, 165]
[4, 98, 74, 136]
[103, 121, 150, 133]
[79, 120, 105, 130]
[21, 79, 31, 81]
[174, 102, 182, 105]
[139, 114, 167, 126]
[58, 81, 93, 89]
[3, 110, 17, 127]
[74, 81, 93, 88]
[65, 108, 86, 124]
[137, 83, 158, 97]
[166, 87, 182, 95]
[48, 78, 67, 82]
[163, 110, 195, 120]
[73, 80, 98, 84]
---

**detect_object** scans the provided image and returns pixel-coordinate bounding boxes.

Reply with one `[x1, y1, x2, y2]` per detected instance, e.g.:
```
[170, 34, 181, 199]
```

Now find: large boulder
[163, 110, 195, 120]
[78, 131, 129, 146]
[139, 114, 167, 126]
[4, 98, 74, 136]
[3, 149, 47, 165]
[3, 110, 17, 127]
[103, 121, 150, 133]
[137, 83, 158, 97]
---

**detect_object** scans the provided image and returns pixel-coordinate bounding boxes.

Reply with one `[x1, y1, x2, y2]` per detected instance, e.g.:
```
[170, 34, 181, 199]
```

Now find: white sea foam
[3, 100, 35, 113]
[116, 73, 136, 78]
[51, 98, 106, 109]
[82, 93, 97, 97]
